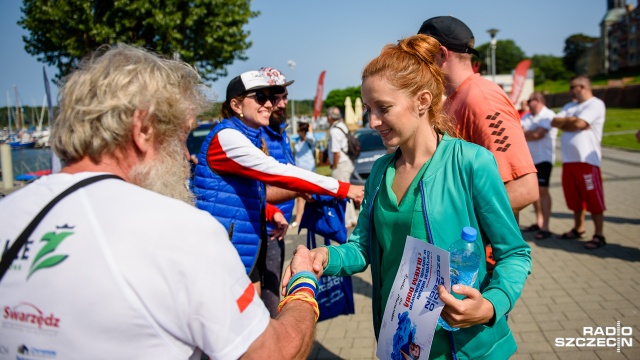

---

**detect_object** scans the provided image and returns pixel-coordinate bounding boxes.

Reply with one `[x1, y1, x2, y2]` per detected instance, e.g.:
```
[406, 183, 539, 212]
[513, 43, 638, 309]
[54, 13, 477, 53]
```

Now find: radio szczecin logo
[555, 321, 633, 352]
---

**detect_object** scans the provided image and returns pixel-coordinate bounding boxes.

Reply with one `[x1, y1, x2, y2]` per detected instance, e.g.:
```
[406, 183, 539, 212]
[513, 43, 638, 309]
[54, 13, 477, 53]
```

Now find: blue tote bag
[314, 272, 355, 322]
[299, 194, 355, 321]
[299, 194, 348, 245]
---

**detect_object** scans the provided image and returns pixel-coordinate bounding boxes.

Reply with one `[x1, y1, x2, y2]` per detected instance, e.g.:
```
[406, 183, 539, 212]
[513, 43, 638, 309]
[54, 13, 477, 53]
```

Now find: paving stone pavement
[284, 146, 640, 360]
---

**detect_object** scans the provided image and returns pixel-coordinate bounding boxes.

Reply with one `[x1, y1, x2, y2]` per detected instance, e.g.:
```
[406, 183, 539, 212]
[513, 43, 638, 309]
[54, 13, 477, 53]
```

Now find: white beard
[129, 138, 195, 205]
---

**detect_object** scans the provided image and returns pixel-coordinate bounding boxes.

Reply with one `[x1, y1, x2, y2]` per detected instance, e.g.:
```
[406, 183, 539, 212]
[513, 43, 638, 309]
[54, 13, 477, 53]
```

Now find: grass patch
[601, 108, 640, 150]
[535, 80, 571, 94]
[602, 133, 640, 151]
[316, 165, 331, 176]
[603, 108, 640, 132]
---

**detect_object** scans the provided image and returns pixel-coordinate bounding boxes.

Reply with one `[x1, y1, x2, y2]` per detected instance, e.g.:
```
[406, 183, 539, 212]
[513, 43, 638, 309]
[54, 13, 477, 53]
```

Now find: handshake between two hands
[280, 245, 328, 296]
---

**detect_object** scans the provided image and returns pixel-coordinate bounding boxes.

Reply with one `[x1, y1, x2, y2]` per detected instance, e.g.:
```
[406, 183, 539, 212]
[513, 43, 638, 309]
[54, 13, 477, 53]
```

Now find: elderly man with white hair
[0, 44, 319, 360]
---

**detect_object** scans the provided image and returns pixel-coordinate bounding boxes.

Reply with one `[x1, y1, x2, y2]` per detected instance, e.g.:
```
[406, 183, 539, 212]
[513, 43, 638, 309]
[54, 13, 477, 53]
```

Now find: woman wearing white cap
[191, 70, 363, 295]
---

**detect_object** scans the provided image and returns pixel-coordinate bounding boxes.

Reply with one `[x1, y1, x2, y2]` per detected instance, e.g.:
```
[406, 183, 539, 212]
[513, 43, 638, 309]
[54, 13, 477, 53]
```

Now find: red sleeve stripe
[207, 129, 349, 199]
[236, 283, 255, 313]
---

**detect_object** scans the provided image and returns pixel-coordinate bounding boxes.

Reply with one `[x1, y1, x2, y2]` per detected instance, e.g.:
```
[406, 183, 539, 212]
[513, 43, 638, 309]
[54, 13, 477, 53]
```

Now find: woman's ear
[230, 98, 243, 116]
[417, 90, 433, 116]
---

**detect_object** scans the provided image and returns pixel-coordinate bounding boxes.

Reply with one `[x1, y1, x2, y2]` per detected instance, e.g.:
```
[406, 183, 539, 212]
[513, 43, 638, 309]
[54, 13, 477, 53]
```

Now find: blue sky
[0, 0, 626, 105]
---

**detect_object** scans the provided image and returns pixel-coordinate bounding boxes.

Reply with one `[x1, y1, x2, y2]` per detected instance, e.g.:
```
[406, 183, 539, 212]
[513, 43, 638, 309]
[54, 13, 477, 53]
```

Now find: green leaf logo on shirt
[28, 231, 73, 280]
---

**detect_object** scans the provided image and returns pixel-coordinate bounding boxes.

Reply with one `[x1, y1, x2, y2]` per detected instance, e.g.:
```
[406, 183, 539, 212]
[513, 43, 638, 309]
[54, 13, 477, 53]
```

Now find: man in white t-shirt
[327, 106, 358, 226]
[0, 44, 318, 360]
[521, 92, 557, 240]
[551, 75, 607, 249]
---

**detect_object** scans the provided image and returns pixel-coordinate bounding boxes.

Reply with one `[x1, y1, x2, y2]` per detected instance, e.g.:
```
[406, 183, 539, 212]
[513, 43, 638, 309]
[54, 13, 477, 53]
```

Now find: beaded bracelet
[277, 292, 320, 321]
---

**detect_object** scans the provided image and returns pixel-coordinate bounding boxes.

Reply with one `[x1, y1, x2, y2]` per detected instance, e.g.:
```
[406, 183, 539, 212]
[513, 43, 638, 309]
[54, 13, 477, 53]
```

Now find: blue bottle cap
[461, 226, 477, 242]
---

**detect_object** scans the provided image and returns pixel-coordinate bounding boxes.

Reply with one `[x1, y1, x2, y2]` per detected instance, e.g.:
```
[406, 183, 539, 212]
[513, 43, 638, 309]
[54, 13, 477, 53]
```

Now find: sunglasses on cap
[245, 91, 277, 106]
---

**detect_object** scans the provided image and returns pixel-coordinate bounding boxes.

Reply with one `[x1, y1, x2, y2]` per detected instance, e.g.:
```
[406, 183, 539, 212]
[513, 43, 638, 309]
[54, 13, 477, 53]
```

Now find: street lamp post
[287, 60, 296, 134]
[487, 28, 499, 83]
[485, 47, 491, 76]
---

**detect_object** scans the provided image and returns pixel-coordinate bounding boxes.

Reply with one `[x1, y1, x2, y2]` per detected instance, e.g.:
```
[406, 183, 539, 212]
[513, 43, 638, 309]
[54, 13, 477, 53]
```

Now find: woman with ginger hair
[284, 34, 531, 359]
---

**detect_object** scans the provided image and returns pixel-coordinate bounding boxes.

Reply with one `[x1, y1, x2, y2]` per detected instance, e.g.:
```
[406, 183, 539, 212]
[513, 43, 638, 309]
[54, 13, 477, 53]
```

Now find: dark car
[187, 122, 216, 157]
[350, 128, 389, 185]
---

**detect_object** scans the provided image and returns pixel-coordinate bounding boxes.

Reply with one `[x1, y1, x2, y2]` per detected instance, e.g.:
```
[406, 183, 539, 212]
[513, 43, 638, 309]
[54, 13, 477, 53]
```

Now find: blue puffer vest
[191, 117, 265, 275]
[262, 123, 296, 230]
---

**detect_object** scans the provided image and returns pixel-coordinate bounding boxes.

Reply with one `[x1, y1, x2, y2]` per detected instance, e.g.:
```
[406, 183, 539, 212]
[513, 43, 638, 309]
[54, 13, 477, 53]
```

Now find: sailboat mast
[39, 95, 47, 131]
[14, 86, 22, 131]
[6, 91, 13, 134]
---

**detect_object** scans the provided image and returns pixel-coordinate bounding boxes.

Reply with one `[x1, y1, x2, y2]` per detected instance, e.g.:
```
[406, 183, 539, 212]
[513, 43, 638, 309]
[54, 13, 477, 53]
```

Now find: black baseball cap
[417, 16, 480, 57]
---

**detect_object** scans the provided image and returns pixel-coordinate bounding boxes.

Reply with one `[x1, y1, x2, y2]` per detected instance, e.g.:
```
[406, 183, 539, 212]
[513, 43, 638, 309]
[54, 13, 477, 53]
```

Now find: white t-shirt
[556, 97, 606, 166]
[521, 106, 557, 164]
[328, 121, 351, 166]
[0, 172, 269, 360]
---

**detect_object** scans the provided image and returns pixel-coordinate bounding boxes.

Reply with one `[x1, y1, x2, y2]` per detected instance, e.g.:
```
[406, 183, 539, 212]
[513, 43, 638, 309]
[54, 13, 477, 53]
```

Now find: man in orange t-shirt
[418, 16, 538, 216]
[418, 16, 538, 274]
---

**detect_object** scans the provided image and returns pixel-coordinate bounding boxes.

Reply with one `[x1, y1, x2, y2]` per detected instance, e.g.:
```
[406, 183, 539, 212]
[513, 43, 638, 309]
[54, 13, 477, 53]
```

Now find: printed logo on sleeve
[485, 112, 512, 152]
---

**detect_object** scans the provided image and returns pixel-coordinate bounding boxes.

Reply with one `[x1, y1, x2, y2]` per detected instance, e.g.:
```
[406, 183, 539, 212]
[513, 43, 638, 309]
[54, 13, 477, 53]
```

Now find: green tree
[562, 34, 598, 74]
[531, 54, 573, 84]
[0, 106, 55, 130]
[476, 39, 526, 75]
[18, 0, 257, 83]
[286, 100, 314, 118]
[323, 86, 362, 114]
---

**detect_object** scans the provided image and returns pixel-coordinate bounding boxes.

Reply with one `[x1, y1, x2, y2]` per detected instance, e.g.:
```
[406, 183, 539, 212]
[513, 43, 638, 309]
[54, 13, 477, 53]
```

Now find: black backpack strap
[0, 174, 123, 281]
[335, 125, 350, 155]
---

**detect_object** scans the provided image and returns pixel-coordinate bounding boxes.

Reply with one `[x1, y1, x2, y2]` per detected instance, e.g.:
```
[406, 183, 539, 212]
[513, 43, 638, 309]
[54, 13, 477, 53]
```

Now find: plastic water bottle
[438, 226, 481, 331]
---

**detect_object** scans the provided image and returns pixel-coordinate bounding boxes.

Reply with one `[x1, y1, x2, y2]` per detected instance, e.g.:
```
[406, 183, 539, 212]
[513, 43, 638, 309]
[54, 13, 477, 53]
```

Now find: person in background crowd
[285, 34, 531, 360]
[191, 70, 364, 307]
[327, 106, 359, 227]
[518, 99, 530, 119]
[521, 92, 557, 240]
[551, 75, 607, 249]
[292, 121, 317, 227]
[256, 67, 297, 318]
[0, 44, 319, 359]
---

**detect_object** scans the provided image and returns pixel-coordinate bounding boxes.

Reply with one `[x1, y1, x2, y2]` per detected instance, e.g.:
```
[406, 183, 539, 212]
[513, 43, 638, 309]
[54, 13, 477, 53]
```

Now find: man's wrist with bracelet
[278, 270, 320, 321]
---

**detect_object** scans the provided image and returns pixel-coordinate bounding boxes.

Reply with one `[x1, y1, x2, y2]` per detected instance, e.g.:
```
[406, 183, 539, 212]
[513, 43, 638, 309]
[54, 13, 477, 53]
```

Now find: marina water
[0, 148, 53, 179]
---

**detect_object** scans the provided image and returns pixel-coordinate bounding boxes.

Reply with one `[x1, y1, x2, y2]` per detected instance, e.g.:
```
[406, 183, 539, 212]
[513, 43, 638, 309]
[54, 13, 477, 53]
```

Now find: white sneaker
[291, 221, 299, 228]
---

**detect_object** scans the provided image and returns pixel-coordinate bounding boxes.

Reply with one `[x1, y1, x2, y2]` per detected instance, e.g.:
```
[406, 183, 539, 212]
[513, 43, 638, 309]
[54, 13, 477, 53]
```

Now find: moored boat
[9, 140, 37, 149]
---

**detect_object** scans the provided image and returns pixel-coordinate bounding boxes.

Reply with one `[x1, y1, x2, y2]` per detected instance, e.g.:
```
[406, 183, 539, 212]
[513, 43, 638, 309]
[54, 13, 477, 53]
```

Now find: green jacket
[325, 135, 531, 360]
